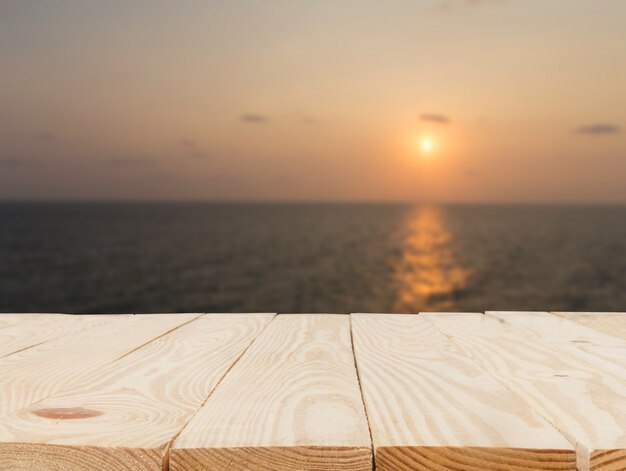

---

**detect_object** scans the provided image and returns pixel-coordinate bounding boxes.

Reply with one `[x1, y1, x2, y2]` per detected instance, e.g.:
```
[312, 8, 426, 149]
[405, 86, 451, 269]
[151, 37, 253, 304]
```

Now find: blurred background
[1, 1, 625, 313]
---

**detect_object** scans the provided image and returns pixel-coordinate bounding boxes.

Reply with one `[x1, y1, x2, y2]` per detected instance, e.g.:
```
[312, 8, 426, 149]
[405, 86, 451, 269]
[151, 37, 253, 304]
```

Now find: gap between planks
[352, 313, 575, 471]
[169, 314, 373, 471]
[428, 312, 626, 471]
[0, 314, 276, 471]
[1, 312, 625, 471]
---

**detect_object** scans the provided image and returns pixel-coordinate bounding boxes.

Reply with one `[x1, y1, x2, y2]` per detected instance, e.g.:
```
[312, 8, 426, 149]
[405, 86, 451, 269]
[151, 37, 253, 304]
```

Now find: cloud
[301, 117, 318, 125]
[439, 0, 504, 9]
[190, 150, 208, 158]
[104, 157, 156, 166]
[463, 168, 482, 180]
[420, 113, 450, 125]
[575, 124, 621, 135]
[177, 138, 197, 149]
[271, 174, 295, 184]
[0, 157, 24, 168]
[240, 114, 270, 124]
[0, 157, 42, 168]
[32, 132, 58, 144]
[176, 138, 209, 158]
[465, 0, 504, 5]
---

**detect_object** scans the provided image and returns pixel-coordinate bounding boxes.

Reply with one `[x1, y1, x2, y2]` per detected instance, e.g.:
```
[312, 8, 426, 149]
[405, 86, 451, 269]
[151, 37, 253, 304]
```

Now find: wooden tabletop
[0, 312, 624, 471]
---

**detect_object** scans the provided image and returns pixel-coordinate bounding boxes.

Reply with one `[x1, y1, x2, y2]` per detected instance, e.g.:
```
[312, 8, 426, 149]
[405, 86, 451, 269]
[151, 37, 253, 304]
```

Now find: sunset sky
[1, 0, 625, 203]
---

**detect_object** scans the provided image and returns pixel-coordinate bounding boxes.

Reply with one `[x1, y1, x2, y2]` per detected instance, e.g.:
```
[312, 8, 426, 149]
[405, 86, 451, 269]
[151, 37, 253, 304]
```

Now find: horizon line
[1, 198, 625, 207]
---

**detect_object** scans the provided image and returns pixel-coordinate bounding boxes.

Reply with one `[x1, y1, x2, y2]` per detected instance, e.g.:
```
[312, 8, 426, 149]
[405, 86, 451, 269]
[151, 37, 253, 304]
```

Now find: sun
[421, 138, 434, 153]
[416, 136, 435, 155]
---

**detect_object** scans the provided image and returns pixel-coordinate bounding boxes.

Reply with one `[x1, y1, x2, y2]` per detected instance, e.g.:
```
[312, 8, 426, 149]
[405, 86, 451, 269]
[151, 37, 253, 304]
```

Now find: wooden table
[0, 312, 624, 471]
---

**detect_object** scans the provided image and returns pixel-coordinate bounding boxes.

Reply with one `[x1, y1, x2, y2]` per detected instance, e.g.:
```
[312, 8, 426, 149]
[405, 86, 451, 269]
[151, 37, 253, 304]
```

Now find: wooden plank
[170, 314, 372, 471]
[426, 313, 626, 471]
[0, 314, 39, 330]
[0, 313, 68, 331]
[0, 313, 199, 417]
[553, 312, 626, 342]
[487, 311, 626, 381]
[0, 314, 274, 471]
[0, 314, 120, 360]
[352, 314, 574, 471]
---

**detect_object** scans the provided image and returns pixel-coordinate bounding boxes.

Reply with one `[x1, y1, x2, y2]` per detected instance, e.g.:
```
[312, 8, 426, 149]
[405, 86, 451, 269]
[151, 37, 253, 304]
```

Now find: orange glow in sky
[1, 1, 625, 203]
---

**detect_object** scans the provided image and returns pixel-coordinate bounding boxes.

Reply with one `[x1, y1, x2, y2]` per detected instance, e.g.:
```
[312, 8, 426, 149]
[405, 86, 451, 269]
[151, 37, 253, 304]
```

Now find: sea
[1, 202, 625, 314]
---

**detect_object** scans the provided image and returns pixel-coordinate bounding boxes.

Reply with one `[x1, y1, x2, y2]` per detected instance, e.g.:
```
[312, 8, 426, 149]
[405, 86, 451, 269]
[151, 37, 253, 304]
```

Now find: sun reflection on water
[393, 206, 471, 312]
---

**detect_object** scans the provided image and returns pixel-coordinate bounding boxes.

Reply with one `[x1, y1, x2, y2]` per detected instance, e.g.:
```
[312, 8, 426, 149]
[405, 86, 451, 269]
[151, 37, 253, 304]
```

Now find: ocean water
[1, 203, 625, 314]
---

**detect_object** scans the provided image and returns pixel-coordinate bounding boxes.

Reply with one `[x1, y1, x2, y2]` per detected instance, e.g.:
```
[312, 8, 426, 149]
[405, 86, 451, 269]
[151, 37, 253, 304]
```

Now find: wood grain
[0, 314, 119, 360]
[0, 314, 55, 330]
[352, 314, 575, 471]
[0, 314, 274, 471]
[170, 314, 372, 471]
[488, 311, 626, 382]
[426, 313, 626, 471]
[553, 312, 626, 342]
[0, 314, 198, 417]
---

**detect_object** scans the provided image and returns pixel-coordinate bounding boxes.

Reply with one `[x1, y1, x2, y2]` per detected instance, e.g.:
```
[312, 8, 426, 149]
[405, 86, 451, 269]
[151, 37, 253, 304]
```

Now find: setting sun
[418, 137, 435, 155]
